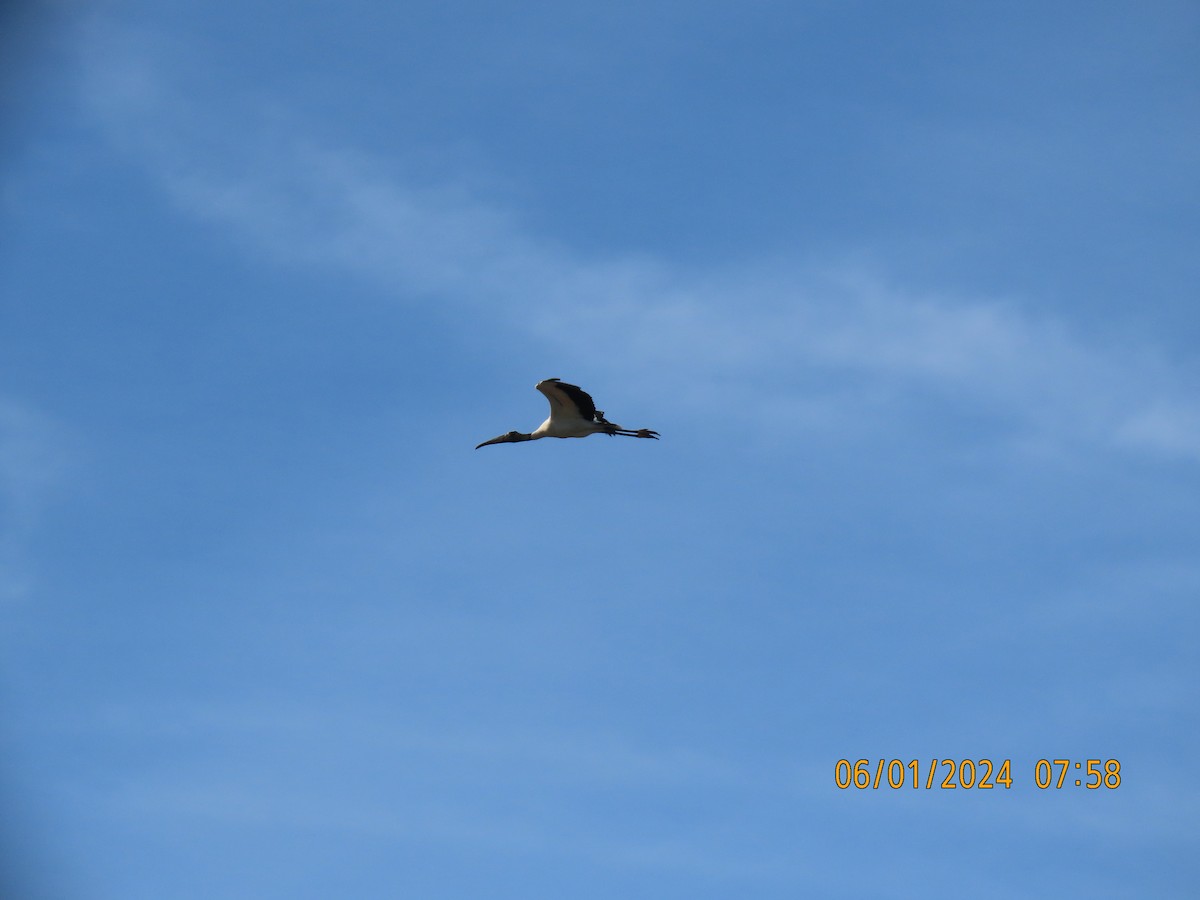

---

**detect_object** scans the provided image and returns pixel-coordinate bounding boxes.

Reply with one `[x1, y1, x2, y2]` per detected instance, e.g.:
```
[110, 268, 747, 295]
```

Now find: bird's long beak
[475, 432, 521, 449]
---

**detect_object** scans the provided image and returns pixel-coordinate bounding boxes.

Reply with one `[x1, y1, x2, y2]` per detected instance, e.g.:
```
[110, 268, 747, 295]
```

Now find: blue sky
[2, 1, 1198, 897]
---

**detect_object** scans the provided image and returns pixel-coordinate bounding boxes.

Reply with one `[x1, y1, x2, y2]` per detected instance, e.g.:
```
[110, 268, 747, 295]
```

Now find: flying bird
[475, 378, 660, 449]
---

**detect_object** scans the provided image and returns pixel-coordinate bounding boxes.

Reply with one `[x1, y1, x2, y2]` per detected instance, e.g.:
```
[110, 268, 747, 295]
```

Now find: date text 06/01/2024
[834, 759, 1123, 790]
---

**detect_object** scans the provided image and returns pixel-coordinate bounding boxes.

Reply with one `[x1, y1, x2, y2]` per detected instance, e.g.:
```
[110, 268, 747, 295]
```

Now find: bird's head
[475, 431, 531, 449]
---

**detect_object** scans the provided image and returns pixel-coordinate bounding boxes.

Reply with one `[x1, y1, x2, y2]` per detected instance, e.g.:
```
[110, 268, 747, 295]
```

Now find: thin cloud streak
[66, 700, 798, 882]
[79, 26, 1200, 463]
[0, 398, 72, 603]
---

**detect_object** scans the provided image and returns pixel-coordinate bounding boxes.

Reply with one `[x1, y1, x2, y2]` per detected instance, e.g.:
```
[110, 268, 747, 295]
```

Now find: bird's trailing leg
[597, 410, 659, 439]
[600, 421, 660, 439]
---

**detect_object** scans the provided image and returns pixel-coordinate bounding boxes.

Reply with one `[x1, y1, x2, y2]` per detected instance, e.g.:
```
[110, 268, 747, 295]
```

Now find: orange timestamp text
[834, 758, 1122, 790]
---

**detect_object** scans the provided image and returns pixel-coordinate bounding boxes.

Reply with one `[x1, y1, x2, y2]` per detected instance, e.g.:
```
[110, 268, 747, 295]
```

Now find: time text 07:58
[834, 759, 1122, 790]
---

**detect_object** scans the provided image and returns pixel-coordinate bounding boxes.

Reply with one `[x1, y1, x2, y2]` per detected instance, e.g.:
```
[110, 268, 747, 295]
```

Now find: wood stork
[475, 378, 660, 448]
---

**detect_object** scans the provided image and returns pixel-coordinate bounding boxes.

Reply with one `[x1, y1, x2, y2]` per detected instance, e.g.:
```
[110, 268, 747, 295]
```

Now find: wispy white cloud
[61, 698, 796, 880]
[77, 21, 1200, 464]
[1114, 399, 1200, 459]
[0, 398, 72, 603]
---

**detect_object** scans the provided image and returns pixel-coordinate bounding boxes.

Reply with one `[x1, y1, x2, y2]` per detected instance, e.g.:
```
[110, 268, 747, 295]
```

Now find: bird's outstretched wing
[536, 378, 598, 422]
